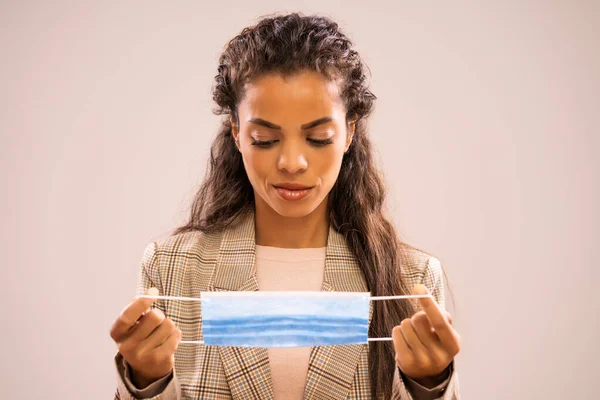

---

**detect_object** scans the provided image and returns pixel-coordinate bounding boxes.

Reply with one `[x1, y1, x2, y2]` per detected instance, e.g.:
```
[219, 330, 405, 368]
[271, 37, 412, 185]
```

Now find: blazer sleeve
[113, 242, 182, 400]
[392, 256, 460, 400]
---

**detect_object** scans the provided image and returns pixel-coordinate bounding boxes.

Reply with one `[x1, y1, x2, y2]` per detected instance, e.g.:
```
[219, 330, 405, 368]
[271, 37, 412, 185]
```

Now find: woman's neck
[254, 197, 329, 248]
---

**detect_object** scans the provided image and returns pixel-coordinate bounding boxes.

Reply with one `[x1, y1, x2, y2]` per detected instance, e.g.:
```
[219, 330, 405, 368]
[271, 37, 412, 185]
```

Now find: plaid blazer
[114, 212, 459, 400]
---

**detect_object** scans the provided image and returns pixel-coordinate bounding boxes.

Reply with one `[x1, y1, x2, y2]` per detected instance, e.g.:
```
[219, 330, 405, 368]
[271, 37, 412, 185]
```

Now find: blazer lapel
[209, 213, 274, 400]
[303, 226, 372, 400]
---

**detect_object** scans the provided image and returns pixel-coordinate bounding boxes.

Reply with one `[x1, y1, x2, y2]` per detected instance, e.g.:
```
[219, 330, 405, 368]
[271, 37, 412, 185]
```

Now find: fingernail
[147, 287, 159, 296]
[413, 284, 428, 295]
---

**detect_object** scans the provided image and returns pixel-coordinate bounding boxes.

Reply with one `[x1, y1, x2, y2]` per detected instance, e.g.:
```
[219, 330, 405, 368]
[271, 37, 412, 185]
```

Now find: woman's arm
[392, 256, 460, 400]
[113, 243, 182, 400]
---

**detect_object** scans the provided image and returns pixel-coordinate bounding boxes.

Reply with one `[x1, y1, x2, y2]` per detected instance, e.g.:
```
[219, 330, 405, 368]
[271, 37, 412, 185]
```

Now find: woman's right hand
[110, 287, 182, 388]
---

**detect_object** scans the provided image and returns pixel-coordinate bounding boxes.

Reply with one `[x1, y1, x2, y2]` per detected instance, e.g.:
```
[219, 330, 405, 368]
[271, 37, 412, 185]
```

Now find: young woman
[110, 13, 460, 400]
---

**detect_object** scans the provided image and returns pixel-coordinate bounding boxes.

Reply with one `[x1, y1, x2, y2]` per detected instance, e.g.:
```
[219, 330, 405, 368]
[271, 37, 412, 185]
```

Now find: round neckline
[255, 245, 327, 262]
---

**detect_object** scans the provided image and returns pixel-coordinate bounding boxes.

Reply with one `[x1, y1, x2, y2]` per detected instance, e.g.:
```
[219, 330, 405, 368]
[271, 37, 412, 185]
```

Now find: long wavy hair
[175, 13, 418, 398]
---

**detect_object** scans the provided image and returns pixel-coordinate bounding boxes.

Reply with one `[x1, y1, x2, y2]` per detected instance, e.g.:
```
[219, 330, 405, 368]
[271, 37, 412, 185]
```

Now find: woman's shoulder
[141, 229, 225, 273]
[139, 229, 226, 295]
[399, 244, 443, 287]
[153, 229, 223, 256]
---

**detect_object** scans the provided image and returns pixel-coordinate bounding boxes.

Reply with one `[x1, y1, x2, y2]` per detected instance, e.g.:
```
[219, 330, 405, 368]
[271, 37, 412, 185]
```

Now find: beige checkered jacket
[114, 212, 459, 399]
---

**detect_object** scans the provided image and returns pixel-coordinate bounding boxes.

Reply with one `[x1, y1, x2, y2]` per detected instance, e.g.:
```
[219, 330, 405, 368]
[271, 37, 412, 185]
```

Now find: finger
[128, 308, 166, 343]
[445, 310, 453, 326]
[429, 311, 453, 331]
[156, 327, 182, 355]
[139, 318, 176, 352]
[399, 318, 428, 364]
[413, 284, 456, 347]
[392, 325, 414, 367]
[411, 312, 452, 368]
[411, 312, 438, 347]
[110, 288, 159, 341]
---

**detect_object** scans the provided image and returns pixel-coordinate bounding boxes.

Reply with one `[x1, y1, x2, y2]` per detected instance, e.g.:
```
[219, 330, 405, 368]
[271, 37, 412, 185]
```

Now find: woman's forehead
[242, 72, 342, 105]
[238, 71, 345, 123]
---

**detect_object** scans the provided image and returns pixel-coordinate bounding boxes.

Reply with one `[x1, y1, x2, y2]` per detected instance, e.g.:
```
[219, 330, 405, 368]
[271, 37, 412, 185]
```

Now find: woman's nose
[277, 144, 308, 174]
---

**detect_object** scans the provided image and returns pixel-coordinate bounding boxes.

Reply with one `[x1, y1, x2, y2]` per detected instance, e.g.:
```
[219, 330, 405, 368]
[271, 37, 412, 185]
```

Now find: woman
[110, 13, 460, 400]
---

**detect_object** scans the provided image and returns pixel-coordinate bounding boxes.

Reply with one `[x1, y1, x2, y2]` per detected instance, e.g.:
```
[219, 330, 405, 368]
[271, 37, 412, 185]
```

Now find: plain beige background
[1, 1, 598, 399]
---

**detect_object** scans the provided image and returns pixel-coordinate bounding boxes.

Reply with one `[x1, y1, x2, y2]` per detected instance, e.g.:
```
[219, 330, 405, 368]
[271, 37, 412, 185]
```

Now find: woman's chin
[269, 199, 320, 219]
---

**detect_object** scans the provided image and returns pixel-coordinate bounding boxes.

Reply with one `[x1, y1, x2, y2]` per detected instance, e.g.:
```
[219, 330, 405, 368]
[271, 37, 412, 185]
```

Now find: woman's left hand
[392, 284, 461, 382]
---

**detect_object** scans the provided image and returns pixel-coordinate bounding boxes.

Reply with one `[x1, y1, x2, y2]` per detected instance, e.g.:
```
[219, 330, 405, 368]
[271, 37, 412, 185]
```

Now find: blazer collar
[210, 212, 371, 400]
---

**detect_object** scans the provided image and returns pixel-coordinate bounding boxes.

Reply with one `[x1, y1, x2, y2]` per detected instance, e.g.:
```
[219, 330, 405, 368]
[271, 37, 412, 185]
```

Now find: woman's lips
[274, 186, 313, 201]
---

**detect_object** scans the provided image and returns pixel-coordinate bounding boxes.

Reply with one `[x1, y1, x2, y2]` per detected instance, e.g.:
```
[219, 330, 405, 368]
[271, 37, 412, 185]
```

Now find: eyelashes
[250, 138, 333, 148]
[251, 140, 278, 148]
[308, 138, 333, 147]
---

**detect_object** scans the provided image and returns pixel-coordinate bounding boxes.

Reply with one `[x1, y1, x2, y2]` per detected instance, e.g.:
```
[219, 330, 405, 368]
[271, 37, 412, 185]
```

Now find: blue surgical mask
[201, 291, 370, 348]
[139, 291, 430, 348]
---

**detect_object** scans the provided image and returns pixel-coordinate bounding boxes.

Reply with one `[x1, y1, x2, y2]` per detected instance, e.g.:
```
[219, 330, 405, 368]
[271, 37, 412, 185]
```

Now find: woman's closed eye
[307, 137, 333, 147]
[251, 139, 279, 148]
[250, 138, 334, 148]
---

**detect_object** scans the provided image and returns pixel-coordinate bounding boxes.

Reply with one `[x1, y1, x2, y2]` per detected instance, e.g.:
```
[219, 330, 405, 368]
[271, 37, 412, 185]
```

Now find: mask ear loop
[137, 293, 433, 345]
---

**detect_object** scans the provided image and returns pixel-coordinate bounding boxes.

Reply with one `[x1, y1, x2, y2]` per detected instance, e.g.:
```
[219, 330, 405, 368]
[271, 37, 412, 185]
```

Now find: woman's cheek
[319, 147, 344, 185]
[244, 151, 271, 187]
[241, 152, 258, 185]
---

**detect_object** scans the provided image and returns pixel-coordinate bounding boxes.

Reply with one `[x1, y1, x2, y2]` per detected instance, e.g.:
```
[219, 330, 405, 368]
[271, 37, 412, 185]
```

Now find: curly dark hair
[175, 13, 418, 398]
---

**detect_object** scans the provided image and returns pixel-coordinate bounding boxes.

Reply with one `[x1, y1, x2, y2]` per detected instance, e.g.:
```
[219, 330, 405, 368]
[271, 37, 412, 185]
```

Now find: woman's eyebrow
[248, 118, 281, 130]
[247, 116, 334, 131]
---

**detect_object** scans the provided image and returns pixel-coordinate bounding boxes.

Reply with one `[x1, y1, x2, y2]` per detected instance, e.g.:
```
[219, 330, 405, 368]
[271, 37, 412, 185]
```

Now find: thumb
[142, 287, 159, 313]
[412, 284, 429, 296]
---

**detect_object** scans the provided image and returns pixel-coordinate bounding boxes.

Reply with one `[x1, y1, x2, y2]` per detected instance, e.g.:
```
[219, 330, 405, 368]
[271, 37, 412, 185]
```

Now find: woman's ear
[345, 119, 356, 153]
[231, 117, 240, 151]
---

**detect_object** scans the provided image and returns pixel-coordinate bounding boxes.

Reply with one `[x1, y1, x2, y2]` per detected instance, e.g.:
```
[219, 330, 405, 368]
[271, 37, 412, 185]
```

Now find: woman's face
[232, 70, 354, 219]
